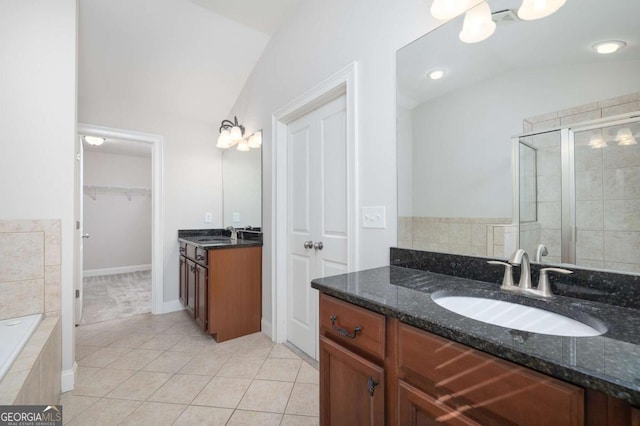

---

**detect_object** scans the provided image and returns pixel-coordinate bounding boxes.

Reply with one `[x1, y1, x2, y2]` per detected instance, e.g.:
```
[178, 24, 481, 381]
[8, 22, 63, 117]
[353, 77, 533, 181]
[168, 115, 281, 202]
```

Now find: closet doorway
[75, 124, 164, 326]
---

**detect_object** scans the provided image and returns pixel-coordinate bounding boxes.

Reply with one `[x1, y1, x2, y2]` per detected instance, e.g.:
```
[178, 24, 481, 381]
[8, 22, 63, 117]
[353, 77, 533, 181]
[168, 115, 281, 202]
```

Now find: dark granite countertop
[311, 266, 640, 406]
[178, 229, 262, 250]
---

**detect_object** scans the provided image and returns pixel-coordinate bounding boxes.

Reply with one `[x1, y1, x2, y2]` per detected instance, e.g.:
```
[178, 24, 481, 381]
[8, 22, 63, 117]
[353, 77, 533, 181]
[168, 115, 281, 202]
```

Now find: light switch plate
[204, 212, 212, 223]
[233, 212, 240, 222]
[362, 206, 386, 229]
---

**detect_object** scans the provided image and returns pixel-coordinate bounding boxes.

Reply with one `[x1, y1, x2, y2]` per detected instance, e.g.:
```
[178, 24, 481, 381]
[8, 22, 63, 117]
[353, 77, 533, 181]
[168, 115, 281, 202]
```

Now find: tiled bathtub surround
[398, 216, 513, 258]
[0, 317, 61, 404]
[0, 219, 62, 319]
[523, 92, 640, 272]
[0, 219, 63, 405]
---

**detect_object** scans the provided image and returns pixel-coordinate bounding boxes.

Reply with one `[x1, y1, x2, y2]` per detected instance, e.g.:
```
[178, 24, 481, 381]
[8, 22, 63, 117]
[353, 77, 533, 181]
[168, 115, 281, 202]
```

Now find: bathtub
[0, 314, 42, 382]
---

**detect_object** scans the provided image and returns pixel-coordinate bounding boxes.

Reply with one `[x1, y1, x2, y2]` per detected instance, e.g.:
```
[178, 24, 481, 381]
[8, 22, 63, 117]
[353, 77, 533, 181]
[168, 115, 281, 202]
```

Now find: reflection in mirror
[222, 146, 261, 229]
[397, 0, 640, 274]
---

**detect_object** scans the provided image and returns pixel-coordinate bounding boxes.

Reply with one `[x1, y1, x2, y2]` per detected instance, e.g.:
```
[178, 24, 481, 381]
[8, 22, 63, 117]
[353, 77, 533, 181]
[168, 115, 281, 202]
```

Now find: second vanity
[311, 248, 640, 425]
[178, 229, 262, 342]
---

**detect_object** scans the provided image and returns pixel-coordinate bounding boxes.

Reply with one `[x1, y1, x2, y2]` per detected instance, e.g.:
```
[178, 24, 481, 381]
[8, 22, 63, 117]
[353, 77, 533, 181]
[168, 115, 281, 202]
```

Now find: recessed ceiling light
[427, 70, 445, 80]
[84, 136, 105, 146]
[592, 40, 626, 54]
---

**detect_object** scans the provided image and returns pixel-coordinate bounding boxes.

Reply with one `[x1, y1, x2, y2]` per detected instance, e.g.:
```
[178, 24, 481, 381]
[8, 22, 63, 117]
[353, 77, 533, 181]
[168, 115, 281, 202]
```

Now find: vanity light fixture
[615, 127, 637, 146]
[216, 116, 245, 149]
[517, 0, 566, 21]
[592, 40, 627, 55]
[459, 1, 496, 44]
[427, 69, 446, 80]
[430, 0, 473, 21]
[83, 136, 105, 146]
[588, 133, 607, 149]
[247, 131, 262, 149]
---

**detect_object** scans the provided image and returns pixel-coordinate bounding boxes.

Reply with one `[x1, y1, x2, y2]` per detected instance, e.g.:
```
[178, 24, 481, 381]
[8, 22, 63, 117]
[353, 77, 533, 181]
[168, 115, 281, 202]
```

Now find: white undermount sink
[432, 295, 606, 337]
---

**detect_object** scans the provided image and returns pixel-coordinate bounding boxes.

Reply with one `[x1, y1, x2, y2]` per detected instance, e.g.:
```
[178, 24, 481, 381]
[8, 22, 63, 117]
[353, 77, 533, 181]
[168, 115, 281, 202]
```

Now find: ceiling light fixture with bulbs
[429, 0, 567, 45]
[216, 116, 262, 151]
[592, 40, 627, 55]
[83, 136, 105, 146]
[615, 128, 637, 146]
[427, 69, 446, 80]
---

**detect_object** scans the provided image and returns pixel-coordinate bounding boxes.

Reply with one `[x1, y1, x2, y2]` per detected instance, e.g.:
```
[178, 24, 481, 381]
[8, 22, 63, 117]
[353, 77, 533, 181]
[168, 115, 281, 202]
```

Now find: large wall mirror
[222, 145, 262, 229]
[397, 0, 640, 274]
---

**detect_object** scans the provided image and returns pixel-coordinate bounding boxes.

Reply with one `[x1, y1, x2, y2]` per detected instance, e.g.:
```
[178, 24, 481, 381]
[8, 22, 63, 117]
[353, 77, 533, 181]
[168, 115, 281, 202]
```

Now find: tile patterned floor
[62, 310, 319, 425]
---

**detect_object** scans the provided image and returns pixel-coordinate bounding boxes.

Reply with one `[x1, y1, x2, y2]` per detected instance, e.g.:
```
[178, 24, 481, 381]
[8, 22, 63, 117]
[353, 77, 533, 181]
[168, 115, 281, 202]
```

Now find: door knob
[304, 240, 314, 249]
[82, 233, 90, 239]
[313, 241, 323, 250]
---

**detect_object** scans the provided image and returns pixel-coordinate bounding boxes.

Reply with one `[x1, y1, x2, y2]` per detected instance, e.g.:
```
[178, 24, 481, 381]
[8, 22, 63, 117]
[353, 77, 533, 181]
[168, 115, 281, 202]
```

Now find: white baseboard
[83, 264, 151, 277]
[61, 362, 77, 392]
[261, 318, 272, 339]
[162, 299, 184, 314]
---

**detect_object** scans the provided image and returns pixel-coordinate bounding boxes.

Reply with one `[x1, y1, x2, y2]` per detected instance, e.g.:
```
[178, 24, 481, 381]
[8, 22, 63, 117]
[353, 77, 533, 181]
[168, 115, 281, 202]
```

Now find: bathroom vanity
[178, 230, 262, 342]
[312, 249, 640, 425]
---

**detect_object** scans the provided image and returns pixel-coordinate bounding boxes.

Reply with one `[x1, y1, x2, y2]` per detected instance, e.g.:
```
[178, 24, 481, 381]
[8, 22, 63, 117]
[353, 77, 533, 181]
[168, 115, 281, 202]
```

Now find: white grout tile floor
[62, 310, 319, 425]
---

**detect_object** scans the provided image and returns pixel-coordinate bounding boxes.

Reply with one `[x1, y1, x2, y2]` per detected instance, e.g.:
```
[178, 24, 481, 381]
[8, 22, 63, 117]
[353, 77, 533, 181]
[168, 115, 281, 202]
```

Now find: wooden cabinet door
[399, 380, 480, 426]
[186, 259, 196, 316]
[319, 336, 384, 426]
[195, 263, 208, 331]
[179, 255, 187, 307]
[208, 246, 261, 342]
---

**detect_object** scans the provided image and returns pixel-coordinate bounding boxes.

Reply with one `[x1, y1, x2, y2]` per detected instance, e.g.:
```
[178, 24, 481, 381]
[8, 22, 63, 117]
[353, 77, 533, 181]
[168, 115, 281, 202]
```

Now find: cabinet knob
[367, 376, 379, 397]
[304, 240, 314, 249]
[313, 241, 324, 250]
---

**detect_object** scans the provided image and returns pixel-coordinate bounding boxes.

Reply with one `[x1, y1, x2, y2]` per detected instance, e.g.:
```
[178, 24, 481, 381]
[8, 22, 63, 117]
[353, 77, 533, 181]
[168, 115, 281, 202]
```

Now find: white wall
[83, 151, 152, 271]
[78, 0, 270, 305]
[410, 60, 640, 219]
[228, 0, 442, 327]
[0, 0, 77, 383]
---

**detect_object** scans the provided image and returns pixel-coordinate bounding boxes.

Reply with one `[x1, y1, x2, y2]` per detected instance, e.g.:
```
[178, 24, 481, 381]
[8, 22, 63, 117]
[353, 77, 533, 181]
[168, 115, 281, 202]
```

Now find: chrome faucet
[534, 244, 548, 263]
[225, 226, 237, 243]
[509, 249, 532, 290]
[488, 249, 573, 299]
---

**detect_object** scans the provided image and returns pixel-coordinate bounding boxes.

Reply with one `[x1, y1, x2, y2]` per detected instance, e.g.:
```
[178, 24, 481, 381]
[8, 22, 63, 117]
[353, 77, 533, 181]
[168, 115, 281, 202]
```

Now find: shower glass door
[571, 118, 640, 273]
[517, 130, 563, 264]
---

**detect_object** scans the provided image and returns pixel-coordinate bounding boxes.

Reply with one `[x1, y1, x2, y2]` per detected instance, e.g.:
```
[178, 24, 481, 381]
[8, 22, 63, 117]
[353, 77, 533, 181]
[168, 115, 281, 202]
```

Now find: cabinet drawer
[398, 323, 584, 426]
[320, 294, 385, 361]
[399, 380, 480, 426]
[195, 247, 208, 266]
[186, 243, 197, 260]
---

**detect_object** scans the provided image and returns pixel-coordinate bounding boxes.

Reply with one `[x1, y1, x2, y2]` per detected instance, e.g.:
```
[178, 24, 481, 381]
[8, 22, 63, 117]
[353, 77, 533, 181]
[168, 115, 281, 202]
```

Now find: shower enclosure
[515, 112, 640, 273]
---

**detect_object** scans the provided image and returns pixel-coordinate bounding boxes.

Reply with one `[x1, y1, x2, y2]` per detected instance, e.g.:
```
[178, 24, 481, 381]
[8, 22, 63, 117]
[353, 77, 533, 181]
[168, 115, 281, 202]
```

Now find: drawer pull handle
[330, 315, 361, 339]
[367, 376, 379, 397]
[196, 255, 205, 261]
[179, 247, 185, 253]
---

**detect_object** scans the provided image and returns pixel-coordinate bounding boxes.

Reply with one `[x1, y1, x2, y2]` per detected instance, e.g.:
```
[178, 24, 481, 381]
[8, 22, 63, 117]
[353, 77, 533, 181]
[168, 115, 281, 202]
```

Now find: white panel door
[287, 95, 348, 359]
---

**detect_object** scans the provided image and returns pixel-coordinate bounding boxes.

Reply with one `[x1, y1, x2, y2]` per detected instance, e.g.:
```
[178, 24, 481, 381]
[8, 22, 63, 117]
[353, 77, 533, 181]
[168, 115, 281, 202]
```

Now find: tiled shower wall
[524, 92, 640, 272]
[0, 220, 62, 319]
[398, 217, 514, 258]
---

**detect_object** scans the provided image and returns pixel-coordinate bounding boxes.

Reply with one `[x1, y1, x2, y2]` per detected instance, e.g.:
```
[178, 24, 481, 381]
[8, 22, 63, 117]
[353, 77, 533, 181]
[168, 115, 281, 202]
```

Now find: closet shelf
[83, 185, 151, 201]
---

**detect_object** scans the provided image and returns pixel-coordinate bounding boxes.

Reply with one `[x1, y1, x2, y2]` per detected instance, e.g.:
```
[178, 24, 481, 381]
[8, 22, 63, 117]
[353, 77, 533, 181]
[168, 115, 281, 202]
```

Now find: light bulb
[615, 128, 637, 146]
[430, 0, 473, 21]
[84, 136, 105, 146]
[459, 1, 495, 44]
[230, 126, 243, 142]
[248, 132, 262, 149]
[216, 130, 231, 148]
[237, 139, 250, 151]
[518, 0, 566, 21]
[588, 134, 607, 149]
[428, 70, 445, 80]
[592, 41, 626, 55]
